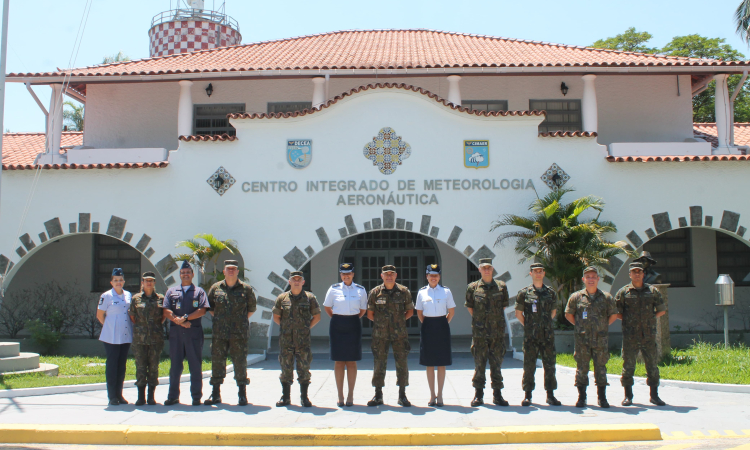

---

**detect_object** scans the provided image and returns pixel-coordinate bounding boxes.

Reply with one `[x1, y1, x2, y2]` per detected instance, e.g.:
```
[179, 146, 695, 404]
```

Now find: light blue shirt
[98, 289, 133, 345]
[415, 284, 456, 317]
[323, 282, 367, 315]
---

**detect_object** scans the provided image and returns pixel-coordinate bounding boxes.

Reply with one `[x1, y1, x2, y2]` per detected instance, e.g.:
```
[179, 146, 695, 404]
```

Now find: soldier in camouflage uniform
[366, 265, 414, 407]
[272, 271, 321, 407]
[615, 261, 667, 407]
[204, 260, 257, 406]
[128, 271, 165, 406]
[466, 258, 510, 407]
[514, 263, 561, 407]
[565, 266, 618, 408]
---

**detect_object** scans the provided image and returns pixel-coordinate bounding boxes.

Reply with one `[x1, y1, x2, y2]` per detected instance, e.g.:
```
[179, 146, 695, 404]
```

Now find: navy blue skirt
[419, 316, 453, 367]
[329, 314, 363, 361]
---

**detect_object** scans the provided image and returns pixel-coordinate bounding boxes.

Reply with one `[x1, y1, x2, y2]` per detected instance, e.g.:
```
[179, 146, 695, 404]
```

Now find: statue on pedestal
[634, 251, 663, 285]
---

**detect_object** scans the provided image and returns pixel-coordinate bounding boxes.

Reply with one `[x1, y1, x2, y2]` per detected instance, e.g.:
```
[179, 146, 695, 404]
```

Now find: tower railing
[150, 8, 240, 31]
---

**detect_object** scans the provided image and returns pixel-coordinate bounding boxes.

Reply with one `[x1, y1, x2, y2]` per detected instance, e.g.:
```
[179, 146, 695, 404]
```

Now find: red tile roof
[10, 29, 748, 80]
[607, 155, 750, 162]
[539, 131, 597, 137]
[178, 134, 238, 141]
[693, 123, 750, 148]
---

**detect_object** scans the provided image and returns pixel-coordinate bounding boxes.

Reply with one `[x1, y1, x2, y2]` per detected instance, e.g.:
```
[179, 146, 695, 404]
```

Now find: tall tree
[590, 27, 658, 54]
[101, 51, 130, 64]
[736, 0, 750, 44]
[175, 233, 246, 290]
[63, 101, 84, 131]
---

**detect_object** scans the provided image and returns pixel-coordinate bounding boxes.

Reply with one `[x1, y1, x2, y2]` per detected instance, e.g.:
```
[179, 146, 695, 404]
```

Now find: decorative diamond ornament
[363, 127, 411, 175]
[207, 166, 236, 196]
[541, 163, 570, 190]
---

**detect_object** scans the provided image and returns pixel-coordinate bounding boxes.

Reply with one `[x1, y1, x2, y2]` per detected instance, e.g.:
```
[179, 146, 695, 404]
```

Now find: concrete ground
[0, 353, 748, 441]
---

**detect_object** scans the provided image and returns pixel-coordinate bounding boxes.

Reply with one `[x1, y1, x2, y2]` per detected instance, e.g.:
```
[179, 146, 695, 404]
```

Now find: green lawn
[0, 356, 212, 390]
[557, 342, 750, 385]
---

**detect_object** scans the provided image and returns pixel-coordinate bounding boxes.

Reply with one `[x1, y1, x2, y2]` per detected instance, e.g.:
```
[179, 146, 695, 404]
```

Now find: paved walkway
[0, 354, 748, 438]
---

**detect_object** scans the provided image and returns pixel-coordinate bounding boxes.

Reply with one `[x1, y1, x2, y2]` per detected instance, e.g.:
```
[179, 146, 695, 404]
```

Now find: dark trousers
[168, 329, 204, 401]
[103, 342, 130, 401]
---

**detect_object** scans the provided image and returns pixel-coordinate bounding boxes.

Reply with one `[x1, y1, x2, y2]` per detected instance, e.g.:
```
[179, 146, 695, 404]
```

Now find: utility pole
[0, 0, 9, 299]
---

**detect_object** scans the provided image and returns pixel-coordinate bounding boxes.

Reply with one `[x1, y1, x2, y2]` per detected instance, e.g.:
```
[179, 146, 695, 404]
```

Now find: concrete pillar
[581, 74, 598, 133]
[177, 80, 194, 137]
[714, 74, 733, 154]
[447, 75, 462, 106]
[46, 84, 63, 158]
[312, 77, 326, 109]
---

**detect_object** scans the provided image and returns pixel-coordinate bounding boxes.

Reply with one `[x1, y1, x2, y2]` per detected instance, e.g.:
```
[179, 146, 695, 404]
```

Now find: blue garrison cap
[180, 260, 192, 270]
[112, 268, 124, 277]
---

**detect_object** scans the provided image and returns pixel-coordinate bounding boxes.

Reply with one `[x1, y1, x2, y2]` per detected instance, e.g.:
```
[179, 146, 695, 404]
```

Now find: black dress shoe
[118, 396, 129, 405]
[192, 399, 202, 406]
[163, 398, 180, 406]
[428, 399, 437, 407]
[108, 398, 120, 406]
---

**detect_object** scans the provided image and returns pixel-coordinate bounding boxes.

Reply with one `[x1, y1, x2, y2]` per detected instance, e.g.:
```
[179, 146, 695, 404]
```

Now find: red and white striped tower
[148, 0, 241, 57]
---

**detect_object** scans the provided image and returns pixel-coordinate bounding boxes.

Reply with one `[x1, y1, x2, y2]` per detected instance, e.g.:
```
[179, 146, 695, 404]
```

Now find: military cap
[582, 266, 599, 276]
[426, 263, 441, 274]
[629, 262, 645, 271]
[529, 262, 544, 271]
[180, 260, 192, 270]
[339, 263, 354, 273]
[289, 271, 304, 278]
[381, 265, 396, 273]
[142, 271, 156, 280]
[224, 260, 239, 268]
[112, 268, 124, 277]
[478, 258, 493, 267]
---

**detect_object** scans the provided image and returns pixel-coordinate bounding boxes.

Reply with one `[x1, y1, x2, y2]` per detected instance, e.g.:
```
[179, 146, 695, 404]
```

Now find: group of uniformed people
[96, 255, 667, 408]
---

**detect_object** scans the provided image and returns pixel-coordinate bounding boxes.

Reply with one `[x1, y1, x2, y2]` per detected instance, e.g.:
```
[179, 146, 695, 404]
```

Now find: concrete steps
[0, 342, 57, 376]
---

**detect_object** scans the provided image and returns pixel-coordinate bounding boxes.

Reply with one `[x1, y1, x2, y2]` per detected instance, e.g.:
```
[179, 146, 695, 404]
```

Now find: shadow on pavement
[211, 404, 273, 414]
[434, 404, 480, 414]
[285, 404, 338, 415]
[348, 404, 436, 415]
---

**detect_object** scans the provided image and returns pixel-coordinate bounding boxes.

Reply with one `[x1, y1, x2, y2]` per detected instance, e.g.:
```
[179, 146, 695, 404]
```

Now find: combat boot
[147, 385, 157, 406]
[492, 389, 509, 406]
[575, 386, 587, 408]
[367, 387, 384, 406]
[521, 391, 532, 407]
[204, 384, 222, 405]
[622, 386, 633, 406]
[135, 386, 146, 406]
[649, 386, 666, 406]
[300, 383, 312, 407]
[546, 390, 561, 406]
[276, 382, 291, 407]
[238, 385, 248, 406]
[470, 388, 484, 407]
[397, 386, 411, 407]
[597, 386, 610, 408]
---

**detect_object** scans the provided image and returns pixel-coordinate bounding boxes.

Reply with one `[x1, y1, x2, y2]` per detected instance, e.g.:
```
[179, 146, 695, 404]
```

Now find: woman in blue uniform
[96, 268, 133, 406]
[415, 264, 455, 407]
[323, 263, 367, 407]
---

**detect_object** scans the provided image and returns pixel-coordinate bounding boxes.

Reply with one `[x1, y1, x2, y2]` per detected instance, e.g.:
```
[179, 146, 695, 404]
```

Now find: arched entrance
[339, 230, 441, 334]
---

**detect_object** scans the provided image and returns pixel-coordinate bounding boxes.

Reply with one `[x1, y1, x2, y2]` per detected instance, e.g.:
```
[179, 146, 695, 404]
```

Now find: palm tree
[491, 188, 634, 326]
[736, 1, 750, 43]
[175, 234, 244, 290]
[63, 101, 84, 131]
[101, 51, 130, 64]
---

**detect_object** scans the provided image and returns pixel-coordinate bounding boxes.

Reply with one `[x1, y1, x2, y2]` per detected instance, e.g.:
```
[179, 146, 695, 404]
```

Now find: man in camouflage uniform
[515, 262, 561, 407]
[615, 261, 667, 406]
[272, 271, 321, 407]
[204, 260, 257, 406]
[366, 265, 414, 407]
[128, 271, 165, 406]
[565, 266, 618, 408]
[466, 258, 510, 407]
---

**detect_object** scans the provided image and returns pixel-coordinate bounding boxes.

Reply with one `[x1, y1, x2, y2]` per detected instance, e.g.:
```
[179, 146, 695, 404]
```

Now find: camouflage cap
[478, 258, 493, 267]
[381, 265, 397, 273]
[339, 263, 354, 273]
[141, 271, 156, 280]
[426, 263, 441, 274]
[629, 262, 645, 271]
[224, 260, 239, 268]
[289, 271, 304, 278]
[582, 266, 599, 276]
[529, 262, 544, 271]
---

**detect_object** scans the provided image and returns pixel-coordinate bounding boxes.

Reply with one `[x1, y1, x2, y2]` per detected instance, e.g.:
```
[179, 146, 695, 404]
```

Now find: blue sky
[1, 0, 748, 132]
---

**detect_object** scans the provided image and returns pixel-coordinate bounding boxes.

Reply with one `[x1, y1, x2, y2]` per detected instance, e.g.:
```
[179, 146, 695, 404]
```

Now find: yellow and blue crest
[287, 139, 312, 169]
[464, 140, 489, 168]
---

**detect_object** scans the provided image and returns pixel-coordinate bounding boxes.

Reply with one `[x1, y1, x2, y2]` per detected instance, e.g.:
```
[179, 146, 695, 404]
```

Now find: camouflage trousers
[279, 343, 313, 385]
[574, 344, 609, 387]
[522, 337, 557, 392]
[132, 342, 163, 388]
[621, 338, 660, 387]
[471, 337, 505, 390]
[210, 336, 249, 386]
[371, 337, 410, 387]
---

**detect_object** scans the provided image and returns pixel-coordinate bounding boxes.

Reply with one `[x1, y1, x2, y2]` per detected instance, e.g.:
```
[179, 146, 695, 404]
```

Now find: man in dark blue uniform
[162, 261, 209, 406]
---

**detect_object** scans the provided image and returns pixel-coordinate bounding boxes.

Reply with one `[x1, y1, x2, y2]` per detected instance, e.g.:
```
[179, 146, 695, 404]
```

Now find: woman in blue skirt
[415, 264, 455, 407]
[323, 263, 368, 407]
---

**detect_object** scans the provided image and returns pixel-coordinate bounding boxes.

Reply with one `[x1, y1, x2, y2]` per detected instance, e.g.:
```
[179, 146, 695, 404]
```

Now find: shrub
[26, 319, 63, 355]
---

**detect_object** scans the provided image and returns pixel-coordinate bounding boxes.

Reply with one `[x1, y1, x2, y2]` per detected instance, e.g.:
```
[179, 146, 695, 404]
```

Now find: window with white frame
[193, 103, 245, 136]
[529, 99, 582, 133]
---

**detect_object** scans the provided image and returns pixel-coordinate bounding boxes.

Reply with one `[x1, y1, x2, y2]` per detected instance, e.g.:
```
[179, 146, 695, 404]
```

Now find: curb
[0, 354, 266, 398]
[513, 353, 750, 394]
[0, 424, 662, 446]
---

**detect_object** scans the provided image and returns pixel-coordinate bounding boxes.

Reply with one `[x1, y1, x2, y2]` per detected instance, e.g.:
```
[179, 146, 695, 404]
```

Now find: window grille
[716, 232, 750, 287]
[462, 100, 508, 112]
[92, 235, 141, 293]
[642, 229, 693, 287]
[193, 103, 245, 136]
[267, 102, 313, 114]
[529, 99, 582, 133]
